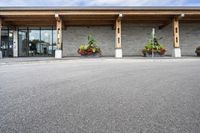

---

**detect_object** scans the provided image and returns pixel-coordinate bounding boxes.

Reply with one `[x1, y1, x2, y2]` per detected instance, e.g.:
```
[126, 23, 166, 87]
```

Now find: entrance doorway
[0, 28, 13, 57]
[18, 29, 29, 56]
[18, 27, 56, 57]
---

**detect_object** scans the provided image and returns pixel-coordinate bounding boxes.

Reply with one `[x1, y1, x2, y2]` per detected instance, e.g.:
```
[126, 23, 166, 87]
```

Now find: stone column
[115, 14, 123, 58]
[172, 17, 181, 58]
[55, 14, 63, 58]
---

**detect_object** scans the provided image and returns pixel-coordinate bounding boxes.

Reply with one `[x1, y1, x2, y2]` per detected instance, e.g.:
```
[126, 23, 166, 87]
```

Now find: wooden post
[55, 14, 63, 58]
[115, 18, 121, 49]
[172, 17, 180, 48]
[56, 19, 62, 50]
[172, 17, 182, 57]
[56, 14, 62, 50]
[115, 14, 123, 58]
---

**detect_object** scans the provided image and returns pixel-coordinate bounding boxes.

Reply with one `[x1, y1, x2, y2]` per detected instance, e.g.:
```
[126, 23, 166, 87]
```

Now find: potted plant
[195, 46, 200, 56]
[142, 29, 167, 57]
[77, 35, 101, 57]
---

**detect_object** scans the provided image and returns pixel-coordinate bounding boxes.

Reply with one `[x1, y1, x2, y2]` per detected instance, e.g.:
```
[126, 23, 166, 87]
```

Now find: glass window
[18, 27, 55, 57]
[53, 30, 57, 55]
[18, 27, 28, 30]
[2, 26, 8, 30]
[41, 30, 52, 55]
[1, 30, 9, 57]
[29, 27, 40, 30]
[53, 30, 56, 48]
[18, 29, 28, 56]
[1, 29, 14, 57]
[29, 29, 40, 56]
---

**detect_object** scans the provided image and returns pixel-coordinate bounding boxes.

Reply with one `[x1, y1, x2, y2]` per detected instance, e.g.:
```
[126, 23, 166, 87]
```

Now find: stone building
[0, 7, 200, 58]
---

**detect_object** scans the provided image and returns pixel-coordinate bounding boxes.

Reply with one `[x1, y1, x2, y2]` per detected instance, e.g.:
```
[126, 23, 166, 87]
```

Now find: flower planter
[196, 52, 200, 56]
[142, 29, 167, 58]
[78, 35, 101, 57]
[143, 52, 164, 57]
[195, 50, 200, 56]
[80, 53, 101, 58]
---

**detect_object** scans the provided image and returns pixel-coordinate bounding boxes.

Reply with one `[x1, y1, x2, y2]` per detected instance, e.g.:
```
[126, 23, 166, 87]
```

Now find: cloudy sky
[0, 0, 199, 6]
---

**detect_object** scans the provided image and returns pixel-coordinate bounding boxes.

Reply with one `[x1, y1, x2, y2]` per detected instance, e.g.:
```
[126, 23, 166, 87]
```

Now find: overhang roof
[0, 6, 200, 27]
[0, 6, 200, 11]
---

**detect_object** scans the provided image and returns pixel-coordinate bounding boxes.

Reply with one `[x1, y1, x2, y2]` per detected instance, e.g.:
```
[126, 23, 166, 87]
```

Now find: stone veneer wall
[62, 23, 200, 57]
[180, 23, 200, 56]
[62, 26, 115, 57]
[121, 24, 173, 56]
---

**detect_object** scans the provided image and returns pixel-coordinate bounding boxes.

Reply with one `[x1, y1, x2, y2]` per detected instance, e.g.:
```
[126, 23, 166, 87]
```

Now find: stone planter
[80, 53, 101, 58]
[143, 52, 164, 57]
[195, 51, 200, 56]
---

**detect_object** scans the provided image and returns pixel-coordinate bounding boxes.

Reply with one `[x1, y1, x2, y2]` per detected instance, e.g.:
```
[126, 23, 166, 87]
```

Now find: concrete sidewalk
[0, 56, 199, 65]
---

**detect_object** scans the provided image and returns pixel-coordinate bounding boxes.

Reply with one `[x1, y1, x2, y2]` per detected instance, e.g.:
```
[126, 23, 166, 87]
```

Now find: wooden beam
[159, 14, 185, 30]
[56, 15, 62, 50]
[2, 10, 200, 16]
[117, 13, 123, 20]
[55, 14, 66, 29]
[113, 13, 123, 30]
[178, 13, 185, 19]
[172, 17, 180, 48]
[55, 13, 61, 21]
[115, 18, 122, 49]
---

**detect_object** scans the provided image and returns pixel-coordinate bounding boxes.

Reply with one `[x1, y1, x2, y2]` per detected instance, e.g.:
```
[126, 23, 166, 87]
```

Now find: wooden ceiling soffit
[158, 14, 185, 30]
[112, 13, 123, 30]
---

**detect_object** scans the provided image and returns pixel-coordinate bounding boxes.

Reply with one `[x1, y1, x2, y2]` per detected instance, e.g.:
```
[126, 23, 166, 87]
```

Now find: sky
[0, 0, 199, 6]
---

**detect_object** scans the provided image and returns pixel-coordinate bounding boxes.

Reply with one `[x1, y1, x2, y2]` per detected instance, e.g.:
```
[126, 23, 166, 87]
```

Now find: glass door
[18, 27, 56, 57]
[41, 30, 53, 56]
[0, 29, 13, 57]
[29, 28, 41, 56]
[18, 29, 29, 57]
[8, 30, 14, 57]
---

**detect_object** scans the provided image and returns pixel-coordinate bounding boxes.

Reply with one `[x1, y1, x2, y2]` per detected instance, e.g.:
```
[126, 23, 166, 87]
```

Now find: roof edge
[0, 6, 200, 11]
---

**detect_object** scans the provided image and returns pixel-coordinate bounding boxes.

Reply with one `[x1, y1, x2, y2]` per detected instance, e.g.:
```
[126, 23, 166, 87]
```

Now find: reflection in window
[41, 30, 53, 55]
[29, 29, 40, 56]
[18, 29, 28, 56]
[1, 30, 9, 50]
[18, 27, 56, 57]
[53, 30, 56, 53]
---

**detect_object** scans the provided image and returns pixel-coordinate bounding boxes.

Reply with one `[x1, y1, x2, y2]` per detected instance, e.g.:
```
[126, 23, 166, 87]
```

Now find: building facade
[0, 7, 200, 58]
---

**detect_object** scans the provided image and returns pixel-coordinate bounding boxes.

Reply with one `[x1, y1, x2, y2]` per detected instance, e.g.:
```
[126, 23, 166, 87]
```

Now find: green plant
[78, 35, 101, 56]
[142, 29, 166, 56]
[88, 35, 96, 46]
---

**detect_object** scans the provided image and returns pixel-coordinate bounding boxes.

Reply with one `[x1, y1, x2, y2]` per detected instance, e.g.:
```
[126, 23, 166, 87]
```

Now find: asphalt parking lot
[0, 58, 200, 133]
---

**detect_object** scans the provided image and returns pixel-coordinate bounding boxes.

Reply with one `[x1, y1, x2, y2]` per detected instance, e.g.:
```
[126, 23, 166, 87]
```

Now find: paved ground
[0, 56, 198, 65]
[0, 58, 200, 133]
